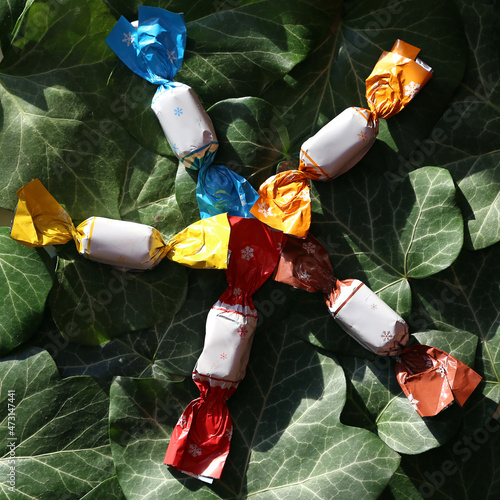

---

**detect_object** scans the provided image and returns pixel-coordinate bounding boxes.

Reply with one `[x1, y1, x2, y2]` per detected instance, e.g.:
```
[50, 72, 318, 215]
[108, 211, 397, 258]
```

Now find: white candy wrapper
[106, 12, 219, 171]
[151, 83, 218, 170]
[300, 107, 378, 181]
[78, 216, 164, 270]
[165, 216, 285, 480]
[194, 301, 258, 385]
[11, 179, 232, 271]
[326, 279, 409, 355]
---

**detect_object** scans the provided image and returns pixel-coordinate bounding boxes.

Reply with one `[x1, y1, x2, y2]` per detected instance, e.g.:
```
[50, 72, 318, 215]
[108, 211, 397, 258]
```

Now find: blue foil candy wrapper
[105, 7, 218, 170]
[197, 165, 259, 219]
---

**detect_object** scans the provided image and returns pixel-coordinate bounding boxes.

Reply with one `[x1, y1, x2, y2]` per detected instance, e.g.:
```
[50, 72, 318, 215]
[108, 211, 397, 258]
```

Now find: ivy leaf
[0, 348, 115, 499]
[411, 244, 500, 388]
[0, 0, 125, 219]
[381, 382, 500, 500]
[398, 0, 500, 250]
[48, 246, 188, 345]
[298, 164, 463, 343]
[109, 330, 400, 499]
[0, 227, 53, 355]
[208, 97, 289, 186]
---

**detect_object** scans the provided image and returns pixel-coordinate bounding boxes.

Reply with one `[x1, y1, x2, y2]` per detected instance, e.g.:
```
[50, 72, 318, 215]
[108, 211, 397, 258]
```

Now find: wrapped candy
[274, 233, 481, 417]
[164, 217, 284, 481]
[11, 179, 230, 271]
[251, 40, 433, 237]
[105, 8, 258, 220]
[196, 163, 259, 220]
[105, 7, 218, 170]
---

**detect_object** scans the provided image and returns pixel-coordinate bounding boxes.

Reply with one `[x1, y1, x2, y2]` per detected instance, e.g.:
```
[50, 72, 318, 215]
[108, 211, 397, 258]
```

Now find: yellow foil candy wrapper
[11, 179, 230, 270]
[251, 39, 433, 237]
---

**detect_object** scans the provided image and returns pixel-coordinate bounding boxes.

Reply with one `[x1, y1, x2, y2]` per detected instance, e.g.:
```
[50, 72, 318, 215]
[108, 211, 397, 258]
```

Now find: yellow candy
[11, 179, 230, 270]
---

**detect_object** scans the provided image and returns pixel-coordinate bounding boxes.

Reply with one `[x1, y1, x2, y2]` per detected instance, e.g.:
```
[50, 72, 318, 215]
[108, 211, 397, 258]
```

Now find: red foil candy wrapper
[164, 217, 284, 481]
[274, 233, 481, 417]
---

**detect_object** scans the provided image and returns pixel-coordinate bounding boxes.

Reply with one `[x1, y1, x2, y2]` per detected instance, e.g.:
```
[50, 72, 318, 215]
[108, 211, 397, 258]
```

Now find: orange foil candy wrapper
[251, 40, 433, 238]
[164, 217, 284, 481]
[274, 233, 481, 417]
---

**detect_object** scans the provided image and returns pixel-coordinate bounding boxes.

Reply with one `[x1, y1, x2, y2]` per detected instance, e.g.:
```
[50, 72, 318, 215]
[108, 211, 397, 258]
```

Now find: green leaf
[306, 165, 463, 327]
[109, 330, 400, 499]
[263, 0, 467, 152]
[81, 476, 126, 499]
[181, 0, 342, 106]
[0, 0, 31, 48]
[339, 330, 480, 455]
[117, 146, 185, 239]
[0, 227, 53, 355]
[411, 244, 500, 386]
[396, 0, 500, 250]
[0, 0, 124, 218]
[48, 246, 188, 345]
[208, 97, 290, 186]
[0, 348, 115, 499]
[380, 381, 500, 500]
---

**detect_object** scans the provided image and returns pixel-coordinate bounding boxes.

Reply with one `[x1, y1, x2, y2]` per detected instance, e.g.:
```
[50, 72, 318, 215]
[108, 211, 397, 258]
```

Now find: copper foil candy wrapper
[274, 233, 481, 416]
[274, 234, 408, 354]
[325, 279, 409, 355]
[165, 217, 284, 481]
[396, 345, 482, 417]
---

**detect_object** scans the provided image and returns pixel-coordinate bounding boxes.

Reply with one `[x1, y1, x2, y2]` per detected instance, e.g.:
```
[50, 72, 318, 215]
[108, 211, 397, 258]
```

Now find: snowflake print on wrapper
[298, 189, 310, 201]
[407, 394, 419, 411]
[370, 303, 377, 310]
[257, 203, 273, 218]
[302, 241, 316, 254]
[238, 325, 248, 338]
[358, 131, 368, 142]
[404, 81, 421, 99]
[177, 415, 187, 428]
[174, 107, 183, 117]
[166, 49, 177, 63]
[436, 366, 446, 378]
[188, 444, 202, 457]
[233, 287, 242, 297]
[220, 353, 228, 360]
[241, 246, 254, 261]
[298, 270, 311, 282]
[122, 32, 133, 46]
[381, 331, 394, 341]
[225, 427, 233, 441]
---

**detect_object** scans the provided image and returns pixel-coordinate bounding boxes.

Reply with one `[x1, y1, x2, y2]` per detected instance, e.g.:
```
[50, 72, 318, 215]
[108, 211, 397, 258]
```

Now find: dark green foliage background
[0, 0, 498, 498]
